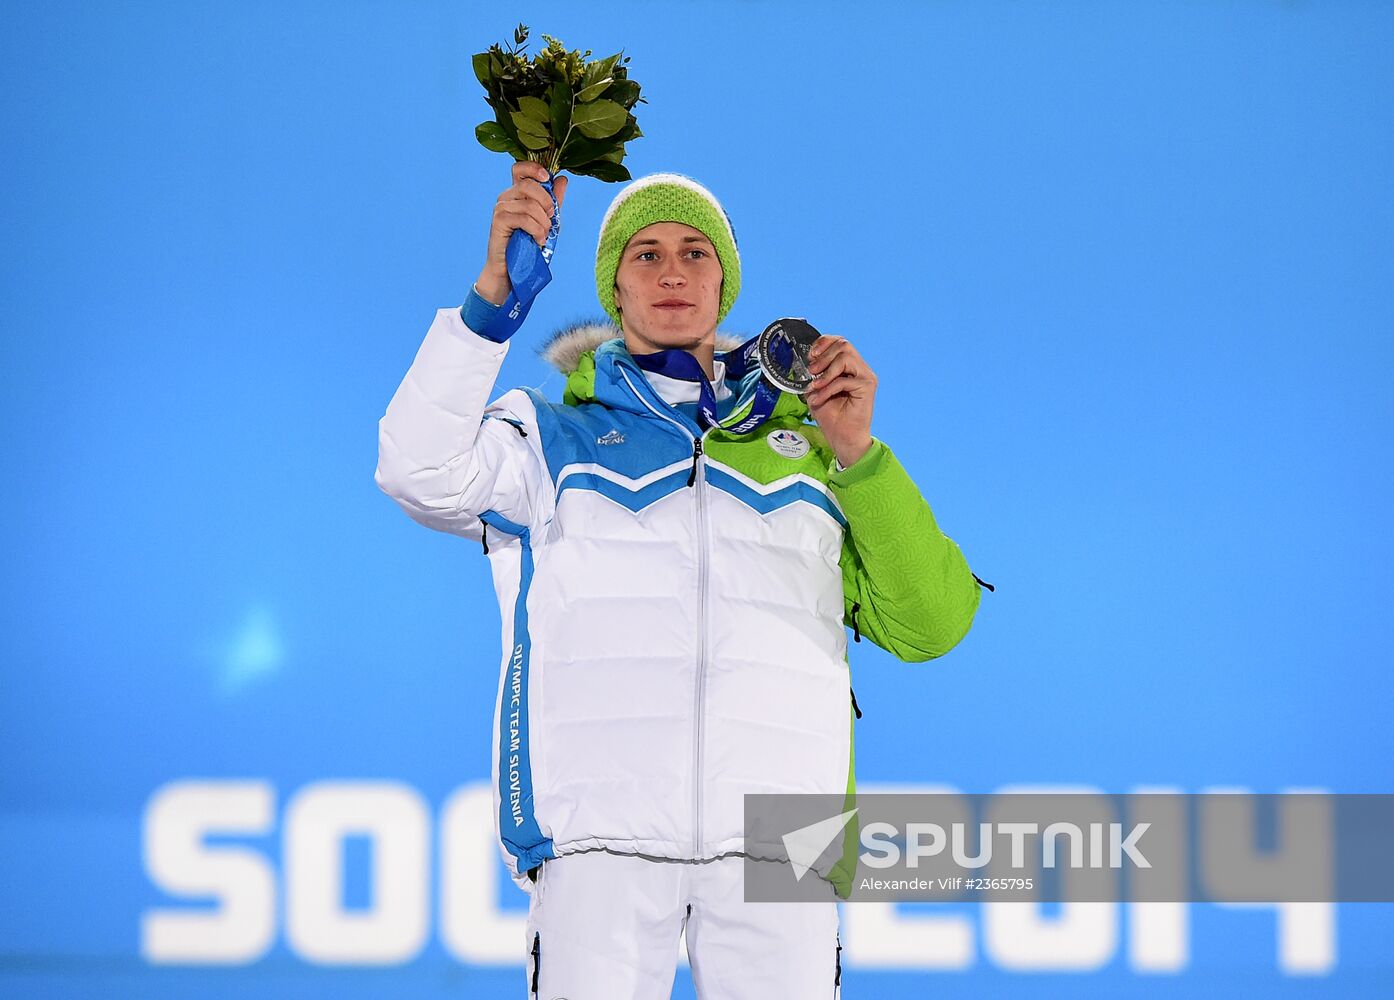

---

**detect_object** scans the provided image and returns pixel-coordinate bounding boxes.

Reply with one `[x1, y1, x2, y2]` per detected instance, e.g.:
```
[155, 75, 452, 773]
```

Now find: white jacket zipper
[691, 434, 711, 855]
[616, 365, 714, 856]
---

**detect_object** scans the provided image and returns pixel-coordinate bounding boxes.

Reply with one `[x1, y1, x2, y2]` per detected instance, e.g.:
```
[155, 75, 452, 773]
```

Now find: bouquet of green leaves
[472, 24, 644, 181]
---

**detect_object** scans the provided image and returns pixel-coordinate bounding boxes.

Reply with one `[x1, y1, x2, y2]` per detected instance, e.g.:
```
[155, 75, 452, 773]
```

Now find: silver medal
[756, 317, 822, 394]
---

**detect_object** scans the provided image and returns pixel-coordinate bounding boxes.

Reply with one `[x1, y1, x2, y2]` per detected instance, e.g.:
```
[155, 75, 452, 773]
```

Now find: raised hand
[475, 161, 569, 305]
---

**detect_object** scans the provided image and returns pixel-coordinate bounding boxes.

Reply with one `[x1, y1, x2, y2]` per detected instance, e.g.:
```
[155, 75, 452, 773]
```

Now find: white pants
[522, 850, 842, 1000]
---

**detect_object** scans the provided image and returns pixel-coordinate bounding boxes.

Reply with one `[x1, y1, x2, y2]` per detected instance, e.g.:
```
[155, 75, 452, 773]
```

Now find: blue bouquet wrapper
[482, 171, 560, 341]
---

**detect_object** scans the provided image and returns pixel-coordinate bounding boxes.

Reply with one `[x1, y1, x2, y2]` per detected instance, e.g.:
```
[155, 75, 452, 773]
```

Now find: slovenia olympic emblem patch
[766, 428, 811, 459]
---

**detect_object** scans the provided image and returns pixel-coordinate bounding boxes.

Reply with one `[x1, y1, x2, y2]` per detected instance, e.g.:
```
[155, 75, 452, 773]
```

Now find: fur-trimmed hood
[531, 318, 809, 423]
[537, 319, 749, 376]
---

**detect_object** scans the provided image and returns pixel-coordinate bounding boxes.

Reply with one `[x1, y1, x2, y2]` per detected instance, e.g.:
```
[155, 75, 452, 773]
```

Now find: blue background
[2, 0, 1391, 996]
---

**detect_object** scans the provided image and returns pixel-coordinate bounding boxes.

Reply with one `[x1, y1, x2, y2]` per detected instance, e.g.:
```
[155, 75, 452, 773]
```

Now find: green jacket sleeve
[828, 438, 981, 662]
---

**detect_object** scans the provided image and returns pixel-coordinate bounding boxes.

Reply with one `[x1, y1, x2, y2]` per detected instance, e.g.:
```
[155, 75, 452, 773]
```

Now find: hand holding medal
[756, 319, 876, 469]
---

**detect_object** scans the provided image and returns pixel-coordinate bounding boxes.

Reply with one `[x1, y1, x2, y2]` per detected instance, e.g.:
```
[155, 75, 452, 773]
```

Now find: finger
[518, 212, 551, 246]
[553, 174, 568, 209]
[504, 181, 556, 219]
[502, 167, 555, 214]
[809, 352, 856, 387]
[809, 335, 845, 363]
[806, 371, 869, 406]
[498, 200, 550, 234]
[498, 204, 552, 246]
[530, 182, 559, 221]
[809, 341, 860, 377]
[809, 337, 857, 368]
[510, 160, 551, 187]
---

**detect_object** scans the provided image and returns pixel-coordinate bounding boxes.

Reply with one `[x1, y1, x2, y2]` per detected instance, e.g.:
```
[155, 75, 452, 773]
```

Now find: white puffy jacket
[376, 307, 983, 895]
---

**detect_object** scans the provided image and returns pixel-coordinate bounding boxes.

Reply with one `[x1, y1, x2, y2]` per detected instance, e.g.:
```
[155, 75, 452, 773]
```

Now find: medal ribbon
[716, 334, 787, 434]
[632, 333, 788, 434]
[630, 348, 724, 430]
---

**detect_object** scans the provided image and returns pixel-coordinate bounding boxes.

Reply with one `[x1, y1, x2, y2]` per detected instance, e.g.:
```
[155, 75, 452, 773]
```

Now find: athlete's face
[613, 222, 723, 356]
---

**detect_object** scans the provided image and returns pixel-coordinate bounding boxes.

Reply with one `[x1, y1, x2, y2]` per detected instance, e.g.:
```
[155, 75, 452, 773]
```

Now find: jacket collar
[537, 320, 810, 428]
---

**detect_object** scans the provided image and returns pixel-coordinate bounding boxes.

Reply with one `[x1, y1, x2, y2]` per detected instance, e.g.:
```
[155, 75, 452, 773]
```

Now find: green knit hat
[594, 172, 741, 328]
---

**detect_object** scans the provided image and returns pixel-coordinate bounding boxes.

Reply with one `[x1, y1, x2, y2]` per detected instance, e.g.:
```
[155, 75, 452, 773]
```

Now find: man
[376, 161, 983, 999]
